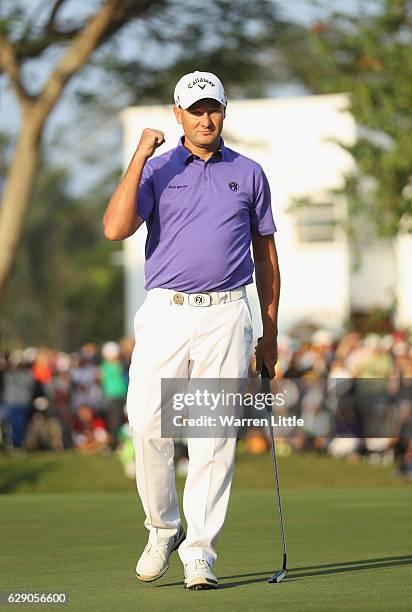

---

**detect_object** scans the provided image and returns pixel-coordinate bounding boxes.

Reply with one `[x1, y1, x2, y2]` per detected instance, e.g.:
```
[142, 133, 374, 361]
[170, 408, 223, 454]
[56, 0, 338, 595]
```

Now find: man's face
[173, 98, 226, 149]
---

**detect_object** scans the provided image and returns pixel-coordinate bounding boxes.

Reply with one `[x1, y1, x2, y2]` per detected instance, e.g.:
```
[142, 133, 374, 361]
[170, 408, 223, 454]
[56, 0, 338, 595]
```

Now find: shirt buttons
[173, 293, 184, 305]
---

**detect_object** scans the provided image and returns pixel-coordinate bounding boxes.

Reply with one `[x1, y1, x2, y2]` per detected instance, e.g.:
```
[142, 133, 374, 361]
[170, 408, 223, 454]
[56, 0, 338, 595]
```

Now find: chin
[196, 135, 217, 145]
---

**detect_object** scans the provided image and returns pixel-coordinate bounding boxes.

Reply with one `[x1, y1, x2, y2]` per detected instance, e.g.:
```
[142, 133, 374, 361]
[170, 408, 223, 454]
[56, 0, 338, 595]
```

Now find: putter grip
[258, 336, 271, 394]
[261, 363, 270, 379]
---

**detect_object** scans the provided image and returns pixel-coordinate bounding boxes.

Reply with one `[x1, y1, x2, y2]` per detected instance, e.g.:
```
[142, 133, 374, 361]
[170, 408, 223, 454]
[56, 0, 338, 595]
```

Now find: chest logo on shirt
[228, 181, 239, 192]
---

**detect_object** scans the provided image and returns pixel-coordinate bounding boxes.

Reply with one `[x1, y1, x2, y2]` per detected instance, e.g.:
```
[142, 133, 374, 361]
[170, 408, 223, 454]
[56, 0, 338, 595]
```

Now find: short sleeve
[137, 162, 155, 221]
[250, 168, 277, 236]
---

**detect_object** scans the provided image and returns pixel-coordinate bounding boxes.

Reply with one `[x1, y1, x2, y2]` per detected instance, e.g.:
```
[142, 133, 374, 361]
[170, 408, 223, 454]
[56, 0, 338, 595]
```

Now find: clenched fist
[135, 128, 165, 161]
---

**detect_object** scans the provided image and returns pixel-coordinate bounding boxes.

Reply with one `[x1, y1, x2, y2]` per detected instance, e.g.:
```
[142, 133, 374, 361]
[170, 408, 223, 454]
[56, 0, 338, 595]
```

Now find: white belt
[169, 286, 246, 307]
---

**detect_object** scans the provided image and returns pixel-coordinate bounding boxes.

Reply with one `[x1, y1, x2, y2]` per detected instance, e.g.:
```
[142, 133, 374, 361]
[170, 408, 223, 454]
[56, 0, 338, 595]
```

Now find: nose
[199, 112, 212, 128]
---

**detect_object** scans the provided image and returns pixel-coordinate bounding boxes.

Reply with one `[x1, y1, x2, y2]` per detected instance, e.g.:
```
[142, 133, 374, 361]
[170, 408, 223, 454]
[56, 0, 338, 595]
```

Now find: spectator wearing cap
[100, 342, 128, 450]
[70, 350, 102, 412]
[23, 396, 64, 452]
[48, 352, 74, 448]
[2, 350, 35, 448]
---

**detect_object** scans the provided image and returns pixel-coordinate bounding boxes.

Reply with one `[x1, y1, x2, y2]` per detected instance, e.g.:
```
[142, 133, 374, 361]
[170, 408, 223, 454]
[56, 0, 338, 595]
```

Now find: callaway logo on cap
[174, 70, 227, 110]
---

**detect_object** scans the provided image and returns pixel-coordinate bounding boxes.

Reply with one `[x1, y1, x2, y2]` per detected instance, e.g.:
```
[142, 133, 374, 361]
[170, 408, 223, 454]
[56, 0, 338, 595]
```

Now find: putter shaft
[259, 355, 288, 583]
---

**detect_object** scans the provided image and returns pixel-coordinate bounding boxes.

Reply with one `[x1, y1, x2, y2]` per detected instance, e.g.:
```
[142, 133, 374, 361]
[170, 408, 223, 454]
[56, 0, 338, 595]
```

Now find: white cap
[174, 71, 227, 110]
[33, 396, 50, 411]
[311, 329, 334, 346]
[102, 341, 120, 360]
[363, 333, 380, 350]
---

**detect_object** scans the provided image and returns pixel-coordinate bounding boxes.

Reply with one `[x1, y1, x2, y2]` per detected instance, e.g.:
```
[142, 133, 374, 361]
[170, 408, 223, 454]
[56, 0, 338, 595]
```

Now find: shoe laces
[194, 559, 209, 570]
[143, 540, 170, 558]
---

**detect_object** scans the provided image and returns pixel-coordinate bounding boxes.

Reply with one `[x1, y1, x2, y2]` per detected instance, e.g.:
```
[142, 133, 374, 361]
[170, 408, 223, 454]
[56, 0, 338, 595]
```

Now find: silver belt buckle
[188, 292, 211, 307]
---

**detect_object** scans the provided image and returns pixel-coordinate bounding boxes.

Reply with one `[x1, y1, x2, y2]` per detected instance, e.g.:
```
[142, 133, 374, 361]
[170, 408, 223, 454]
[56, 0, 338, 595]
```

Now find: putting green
[1, 486, 411, 611]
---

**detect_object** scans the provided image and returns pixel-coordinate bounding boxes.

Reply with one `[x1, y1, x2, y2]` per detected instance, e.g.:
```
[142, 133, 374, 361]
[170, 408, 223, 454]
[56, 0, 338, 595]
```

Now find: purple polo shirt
[137, 137, 276, 292]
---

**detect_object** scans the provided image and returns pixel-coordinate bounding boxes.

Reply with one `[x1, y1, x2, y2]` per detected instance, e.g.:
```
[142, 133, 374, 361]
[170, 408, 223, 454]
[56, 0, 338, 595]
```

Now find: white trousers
[127, 287, 253, 565]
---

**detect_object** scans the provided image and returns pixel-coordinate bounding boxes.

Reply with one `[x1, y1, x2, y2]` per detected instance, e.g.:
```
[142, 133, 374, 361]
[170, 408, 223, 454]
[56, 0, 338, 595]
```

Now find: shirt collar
[176, 136, 225, 164]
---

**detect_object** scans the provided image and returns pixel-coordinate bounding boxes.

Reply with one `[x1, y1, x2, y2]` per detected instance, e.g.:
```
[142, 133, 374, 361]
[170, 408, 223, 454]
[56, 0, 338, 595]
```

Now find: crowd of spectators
[245, 328, 412, 479]
[0, 339, 133, 455]
[0, 327, 411, 480]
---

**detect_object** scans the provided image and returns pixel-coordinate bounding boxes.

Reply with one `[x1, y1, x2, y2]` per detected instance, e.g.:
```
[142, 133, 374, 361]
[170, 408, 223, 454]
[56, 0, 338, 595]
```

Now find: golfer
[103, 70, 280, 590]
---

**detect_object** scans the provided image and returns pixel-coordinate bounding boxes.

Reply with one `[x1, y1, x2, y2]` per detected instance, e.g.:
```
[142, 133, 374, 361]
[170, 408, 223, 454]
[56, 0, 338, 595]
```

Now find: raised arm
[252, 233, 281, 379]
[103, 128, 165, 241]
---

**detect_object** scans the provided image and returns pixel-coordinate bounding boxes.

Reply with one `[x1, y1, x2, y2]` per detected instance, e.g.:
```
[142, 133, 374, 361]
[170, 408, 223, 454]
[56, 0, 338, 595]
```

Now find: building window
[295, 202, 337, 243]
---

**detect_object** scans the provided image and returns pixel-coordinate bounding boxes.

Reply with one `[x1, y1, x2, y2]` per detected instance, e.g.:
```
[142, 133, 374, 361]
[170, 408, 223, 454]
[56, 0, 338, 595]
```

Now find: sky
[0, 0, 361, 195]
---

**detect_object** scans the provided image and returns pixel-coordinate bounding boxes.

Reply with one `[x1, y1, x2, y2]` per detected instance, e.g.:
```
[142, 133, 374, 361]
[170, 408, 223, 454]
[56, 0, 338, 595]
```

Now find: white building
[120, 94, 412, 338]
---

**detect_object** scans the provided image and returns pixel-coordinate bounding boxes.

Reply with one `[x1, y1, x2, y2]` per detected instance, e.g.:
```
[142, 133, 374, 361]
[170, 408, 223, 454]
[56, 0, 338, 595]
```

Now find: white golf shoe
[184, 559, 218, 590]
[136, 525, 186, 582]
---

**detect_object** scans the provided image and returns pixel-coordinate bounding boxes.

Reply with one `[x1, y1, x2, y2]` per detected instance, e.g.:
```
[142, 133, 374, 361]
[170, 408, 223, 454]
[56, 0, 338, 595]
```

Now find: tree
[0, 150, 124, 350]
[288, 0, 412, 238]
[0, 0, 301, 305]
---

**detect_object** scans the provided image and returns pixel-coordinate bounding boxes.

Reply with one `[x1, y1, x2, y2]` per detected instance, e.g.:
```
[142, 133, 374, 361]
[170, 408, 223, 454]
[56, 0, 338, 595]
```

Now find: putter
[259, 350, 288, 584]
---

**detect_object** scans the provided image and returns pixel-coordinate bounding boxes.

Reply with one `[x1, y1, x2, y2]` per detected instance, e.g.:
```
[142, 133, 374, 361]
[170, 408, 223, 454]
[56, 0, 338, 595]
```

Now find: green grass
[0, 450, 411, 610]
[0, 446, 409, 494]
[0, 489, 411, 611]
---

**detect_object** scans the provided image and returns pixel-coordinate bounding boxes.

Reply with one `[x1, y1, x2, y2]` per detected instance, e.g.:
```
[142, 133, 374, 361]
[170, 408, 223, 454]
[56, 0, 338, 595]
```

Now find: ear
[173, 105, 183, 125]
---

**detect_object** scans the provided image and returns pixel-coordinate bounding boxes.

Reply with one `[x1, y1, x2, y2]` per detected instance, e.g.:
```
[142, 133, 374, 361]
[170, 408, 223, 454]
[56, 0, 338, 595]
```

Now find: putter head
[268, 569, 288, 583]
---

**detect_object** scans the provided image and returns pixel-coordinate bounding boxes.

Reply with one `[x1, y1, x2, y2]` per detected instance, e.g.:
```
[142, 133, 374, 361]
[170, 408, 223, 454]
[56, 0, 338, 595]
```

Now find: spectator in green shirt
[100, 342, 127, 450]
